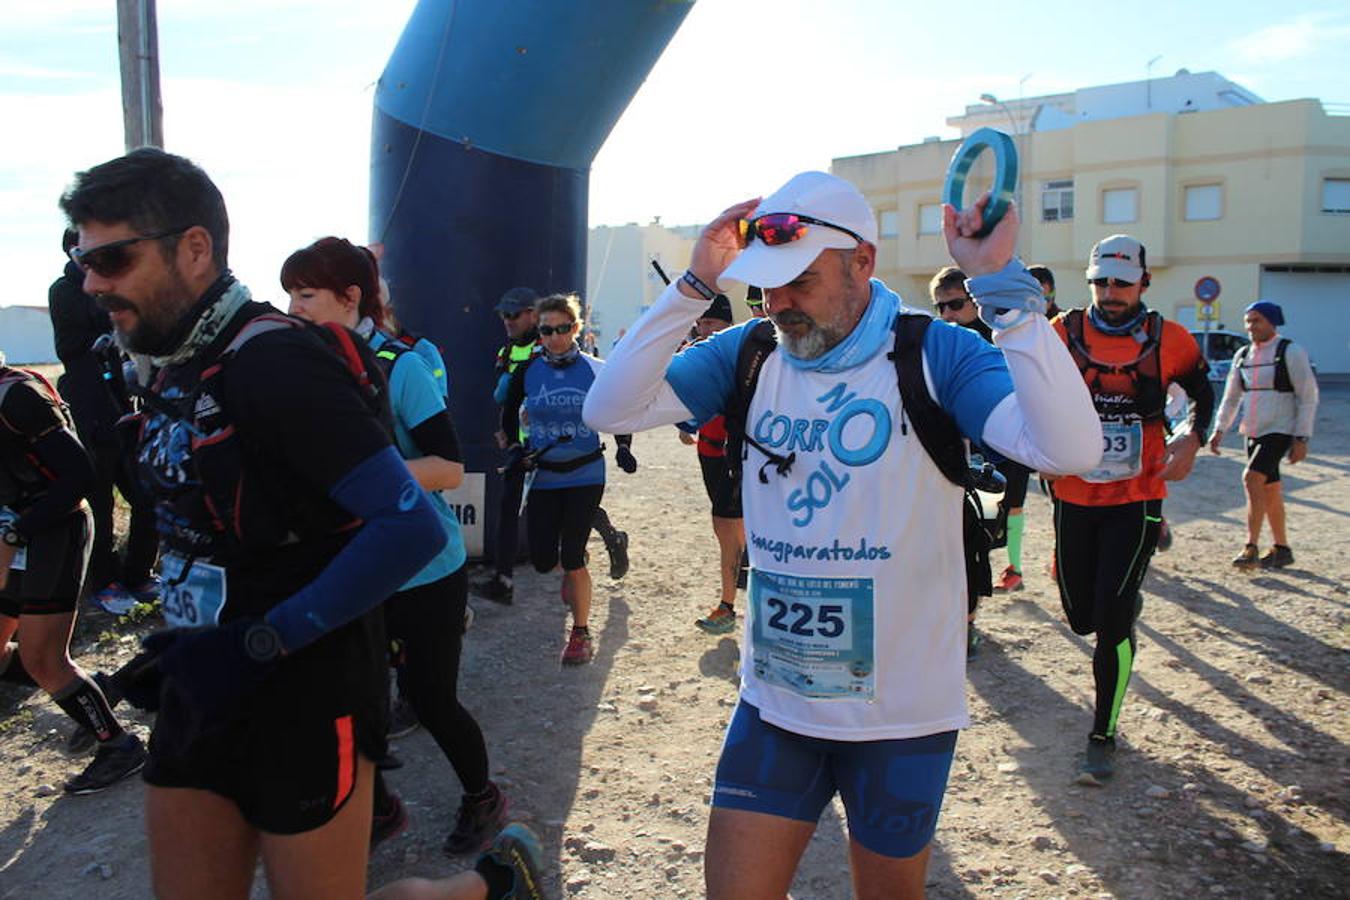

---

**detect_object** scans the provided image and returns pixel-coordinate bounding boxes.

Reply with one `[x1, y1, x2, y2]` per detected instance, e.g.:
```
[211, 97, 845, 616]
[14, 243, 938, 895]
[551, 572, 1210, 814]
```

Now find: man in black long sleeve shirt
[48, 230, 158, 611]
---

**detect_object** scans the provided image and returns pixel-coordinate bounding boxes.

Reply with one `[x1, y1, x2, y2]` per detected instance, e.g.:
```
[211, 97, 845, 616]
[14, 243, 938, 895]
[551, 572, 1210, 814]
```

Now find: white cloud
[1231, 14, 1350, 64]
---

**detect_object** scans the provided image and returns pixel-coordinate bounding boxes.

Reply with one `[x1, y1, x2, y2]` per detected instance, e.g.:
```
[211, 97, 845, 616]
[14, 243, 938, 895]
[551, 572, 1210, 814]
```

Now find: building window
[1323, 178, 1350, 214]
[1042, 180, 1074, 222]
[1184, 184, 1223, 221]
[880, 210, 900, 238]
[918, 204, 943, 235]
[1102, 188, 1138, 224]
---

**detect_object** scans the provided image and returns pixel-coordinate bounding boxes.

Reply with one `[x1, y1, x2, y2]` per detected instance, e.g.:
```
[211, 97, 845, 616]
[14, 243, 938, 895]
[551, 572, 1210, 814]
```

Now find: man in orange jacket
[1050, 235, 1213, 786]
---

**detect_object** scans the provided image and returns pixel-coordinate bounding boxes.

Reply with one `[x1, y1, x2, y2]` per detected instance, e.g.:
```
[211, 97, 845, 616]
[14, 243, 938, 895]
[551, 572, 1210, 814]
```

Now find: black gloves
[142, 618, 283, 724]
[616, 445, 638, 474]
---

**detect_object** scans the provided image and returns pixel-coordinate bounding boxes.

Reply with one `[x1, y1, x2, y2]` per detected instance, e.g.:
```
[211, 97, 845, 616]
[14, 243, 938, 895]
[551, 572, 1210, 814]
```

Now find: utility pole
[117, 0, 163, 150]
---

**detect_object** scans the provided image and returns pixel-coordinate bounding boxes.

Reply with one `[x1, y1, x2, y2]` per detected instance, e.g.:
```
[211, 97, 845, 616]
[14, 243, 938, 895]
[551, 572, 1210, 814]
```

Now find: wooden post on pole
[116, 0, 163, 151]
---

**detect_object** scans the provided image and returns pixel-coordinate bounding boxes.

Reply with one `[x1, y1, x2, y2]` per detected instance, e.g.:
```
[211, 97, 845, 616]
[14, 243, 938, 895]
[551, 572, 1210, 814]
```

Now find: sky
[2, 0, 1349, 311]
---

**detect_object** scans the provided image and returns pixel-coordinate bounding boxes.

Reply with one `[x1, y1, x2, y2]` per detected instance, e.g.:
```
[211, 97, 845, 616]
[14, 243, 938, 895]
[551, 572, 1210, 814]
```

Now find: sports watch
[0, 526, 24, 549]
[242, 621, 284, 663]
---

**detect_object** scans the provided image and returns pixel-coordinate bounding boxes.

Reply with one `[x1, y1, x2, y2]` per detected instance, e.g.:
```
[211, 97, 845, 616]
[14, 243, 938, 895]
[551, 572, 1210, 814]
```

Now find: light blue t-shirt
[371, 331, 466, 587]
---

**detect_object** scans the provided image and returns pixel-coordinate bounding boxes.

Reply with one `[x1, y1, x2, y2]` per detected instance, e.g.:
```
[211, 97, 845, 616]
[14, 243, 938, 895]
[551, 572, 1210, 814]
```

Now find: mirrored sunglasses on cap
[738, 213, 864, 247]
[69, 226, 190, 278]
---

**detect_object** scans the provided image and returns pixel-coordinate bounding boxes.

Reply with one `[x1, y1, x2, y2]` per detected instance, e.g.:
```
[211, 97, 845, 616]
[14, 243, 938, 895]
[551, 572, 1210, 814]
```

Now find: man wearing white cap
[584, 171, 1100, 898]
[1208, 300, 1318, 569]
[1050, 234, 1213, 787]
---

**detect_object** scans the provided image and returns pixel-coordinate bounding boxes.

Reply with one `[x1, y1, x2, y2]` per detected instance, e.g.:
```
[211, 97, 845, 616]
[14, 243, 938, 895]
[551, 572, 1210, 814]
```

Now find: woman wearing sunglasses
[282, 237, 507, 857]
[500, 294, 636, 665]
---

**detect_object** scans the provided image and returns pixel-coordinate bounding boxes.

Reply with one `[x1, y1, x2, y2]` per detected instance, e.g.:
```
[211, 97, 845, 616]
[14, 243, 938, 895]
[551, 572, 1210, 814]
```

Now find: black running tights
[385, 567, 489, 794]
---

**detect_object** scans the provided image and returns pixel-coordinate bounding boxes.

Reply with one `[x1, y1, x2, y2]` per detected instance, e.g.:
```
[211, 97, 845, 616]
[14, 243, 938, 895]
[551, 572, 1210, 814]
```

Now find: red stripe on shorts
[333, 715, 355, 809]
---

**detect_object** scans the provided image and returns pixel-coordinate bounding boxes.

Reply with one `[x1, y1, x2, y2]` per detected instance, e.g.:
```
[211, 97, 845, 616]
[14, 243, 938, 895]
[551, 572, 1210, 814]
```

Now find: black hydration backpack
[133, 306, 393, 558]
[721, 315, 995, 609]
[1234, 339, 1294, 393]
[722, 315, 970, 491]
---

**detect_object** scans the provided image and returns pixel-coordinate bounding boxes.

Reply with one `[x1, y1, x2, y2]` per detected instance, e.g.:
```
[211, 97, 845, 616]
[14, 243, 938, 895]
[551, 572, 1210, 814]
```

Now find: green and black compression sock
[1093, 634, 1137, 738]
[1006, 512, 1025, 572]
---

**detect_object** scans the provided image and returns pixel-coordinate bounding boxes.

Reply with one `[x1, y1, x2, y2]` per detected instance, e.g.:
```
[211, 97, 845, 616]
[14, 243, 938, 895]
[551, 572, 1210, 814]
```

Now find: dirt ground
[1, 377, 1346, 900]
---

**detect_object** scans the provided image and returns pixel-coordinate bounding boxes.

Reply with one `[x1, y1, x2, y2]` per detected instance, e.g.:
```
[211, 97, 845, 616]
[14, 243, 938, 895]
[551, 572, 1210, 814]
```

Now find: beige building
[586, 221, 754, 351]
[585, 221, 695, 351]
[835, 72, 1350, 373]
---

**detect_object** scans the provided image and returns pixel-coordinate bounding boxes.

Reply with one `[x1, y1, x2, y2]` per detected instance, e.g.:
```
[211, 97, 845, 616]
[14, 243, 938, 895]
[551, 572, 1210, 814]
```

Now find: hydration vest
[1062, 308, 1166, 422]
[0, 367, 73, 508]
[724, 315, 970, 491]
[1234, 339, 1294, 393]
[134, 304, 391, 559]
[723, 315, 995, 610]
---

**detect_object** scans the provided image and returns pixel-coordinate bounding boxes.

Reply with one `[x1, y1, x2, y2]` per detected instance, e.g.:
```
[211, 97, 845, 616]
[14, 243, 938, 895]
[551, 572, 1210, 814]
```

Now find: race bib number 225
[749, 569, 875, 700]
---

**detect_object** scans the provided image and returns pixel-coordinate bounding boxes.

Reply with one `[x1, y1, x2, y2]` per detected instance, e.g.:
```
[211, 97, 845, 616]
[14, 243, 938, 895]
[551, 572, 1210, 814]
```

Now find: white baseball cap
[718, 171, 878, 290]
[1086, 234, 1147, 283]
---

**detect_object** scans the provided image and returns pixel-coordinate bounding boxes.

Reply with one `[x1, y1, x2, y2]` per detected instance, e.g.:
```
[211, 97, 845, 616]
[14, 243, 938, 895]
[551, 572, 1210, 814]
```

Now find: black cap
[701, 293, 733, 323]
[495, 286, 539, 315]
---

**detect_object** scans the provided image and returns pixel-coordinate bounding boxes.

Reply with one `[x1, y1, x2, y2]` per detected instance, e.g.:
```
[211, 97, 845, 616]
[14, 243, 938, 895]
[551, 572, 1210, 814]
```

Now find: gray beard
[771, 309, 850, 360]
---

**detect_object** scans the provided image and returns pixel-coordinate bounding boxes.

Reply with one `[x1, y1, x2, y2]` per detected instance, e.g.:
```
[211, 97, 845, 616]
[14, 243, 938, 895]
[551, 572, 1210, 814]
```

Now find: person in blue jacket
[284, 236, 506, 857]
[501, 293, 636, 665]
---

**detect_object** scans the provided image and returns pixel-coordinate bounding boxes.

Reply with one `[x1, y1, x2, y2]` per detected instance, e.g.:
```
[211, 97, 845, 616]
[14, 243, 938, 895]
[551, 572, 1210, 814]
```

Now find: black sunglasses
[537, 323, 575, 337]
[69, 226, 190, 278]
[1089, 276, 1136, 288]
[934, 297, 969, 313]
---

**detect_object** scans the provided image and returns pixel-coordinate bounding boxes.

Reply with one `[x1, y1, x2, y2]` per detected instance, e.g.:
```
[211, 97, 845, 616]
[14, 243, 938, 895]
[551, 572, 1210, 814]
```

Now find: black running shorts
[0, 507, 91, 618]
[527, 483, 603, 573]
[1245, 433, 1293, 484]
[699, 454, 742, 519]
[144, 685, 369, 835]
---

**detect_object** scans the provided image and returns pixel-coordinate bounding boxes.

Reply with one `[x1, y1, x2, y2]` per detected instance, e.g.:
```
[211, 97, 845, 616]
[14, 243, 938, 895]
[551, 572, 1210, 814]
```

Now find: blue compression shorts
[711, 701, 957, 858]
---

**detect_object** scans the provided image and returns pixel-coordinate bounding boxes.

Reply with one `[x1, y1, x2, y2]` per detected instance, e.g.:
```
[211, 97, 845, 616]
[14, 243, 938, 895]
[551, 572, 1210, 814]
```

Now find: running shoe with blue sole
[477, 823, 545, 900]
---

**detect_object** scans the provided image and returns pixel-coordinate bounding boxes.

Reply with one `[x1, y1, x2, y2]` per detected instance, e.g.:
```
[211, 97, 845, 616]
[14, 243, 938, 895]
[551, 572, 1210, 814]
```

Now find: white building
[0, 307, 57, 364]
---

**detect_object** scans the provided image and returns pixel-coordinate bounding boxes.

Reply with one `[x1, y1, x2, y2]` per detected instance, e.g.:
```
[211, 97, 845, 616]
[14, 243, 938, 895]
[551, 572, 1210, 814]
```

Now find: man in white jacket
[583, 171, 1101, 899]
[1209, 300, 1319, 569]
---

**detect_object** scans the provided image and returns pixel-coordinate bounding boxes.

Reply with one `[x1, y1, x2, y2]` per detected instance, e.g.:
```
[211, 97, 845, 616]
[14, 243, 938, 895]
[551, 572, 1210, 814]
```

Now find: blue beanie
[1245, 300, 1284, 327]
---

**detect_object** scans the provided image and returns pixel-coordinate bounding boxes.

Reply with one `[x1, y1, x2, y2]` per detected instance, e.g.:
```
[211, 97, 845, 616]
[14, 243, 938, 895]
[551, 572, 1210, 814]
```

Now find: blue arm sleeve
[264, 446, 448, 652]
[923, 320, 1014, 443]
[663, 322, 754, 425]
[492, 371, 513, 406]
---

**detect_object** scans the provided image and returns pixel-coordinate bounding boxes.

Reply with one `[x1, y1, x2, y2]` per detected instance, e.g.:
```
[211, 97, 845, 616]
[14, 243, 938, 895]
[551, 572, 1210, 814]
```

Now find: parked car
[1190, 328, 1248, 385]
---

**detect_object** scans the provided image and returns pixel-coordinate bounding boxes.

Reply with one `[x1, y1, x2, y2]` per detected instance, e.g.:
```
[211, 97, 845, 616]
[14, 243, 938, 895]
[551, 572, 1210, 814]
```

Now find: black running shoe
[473, 575, 514, 605]
[444, 780, 509, 855]
[387, 696, 420, 740]
[1075, 733, 1116, 786]
[370, 791, 408, 849]
[605, 530, 629, 580]
[1260, 545, 1294, 569]
[476, 823, 545, 900]
[66, 725, 96, 756]
[966, 625, 982, 660]
[63, 734, 146, 795]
